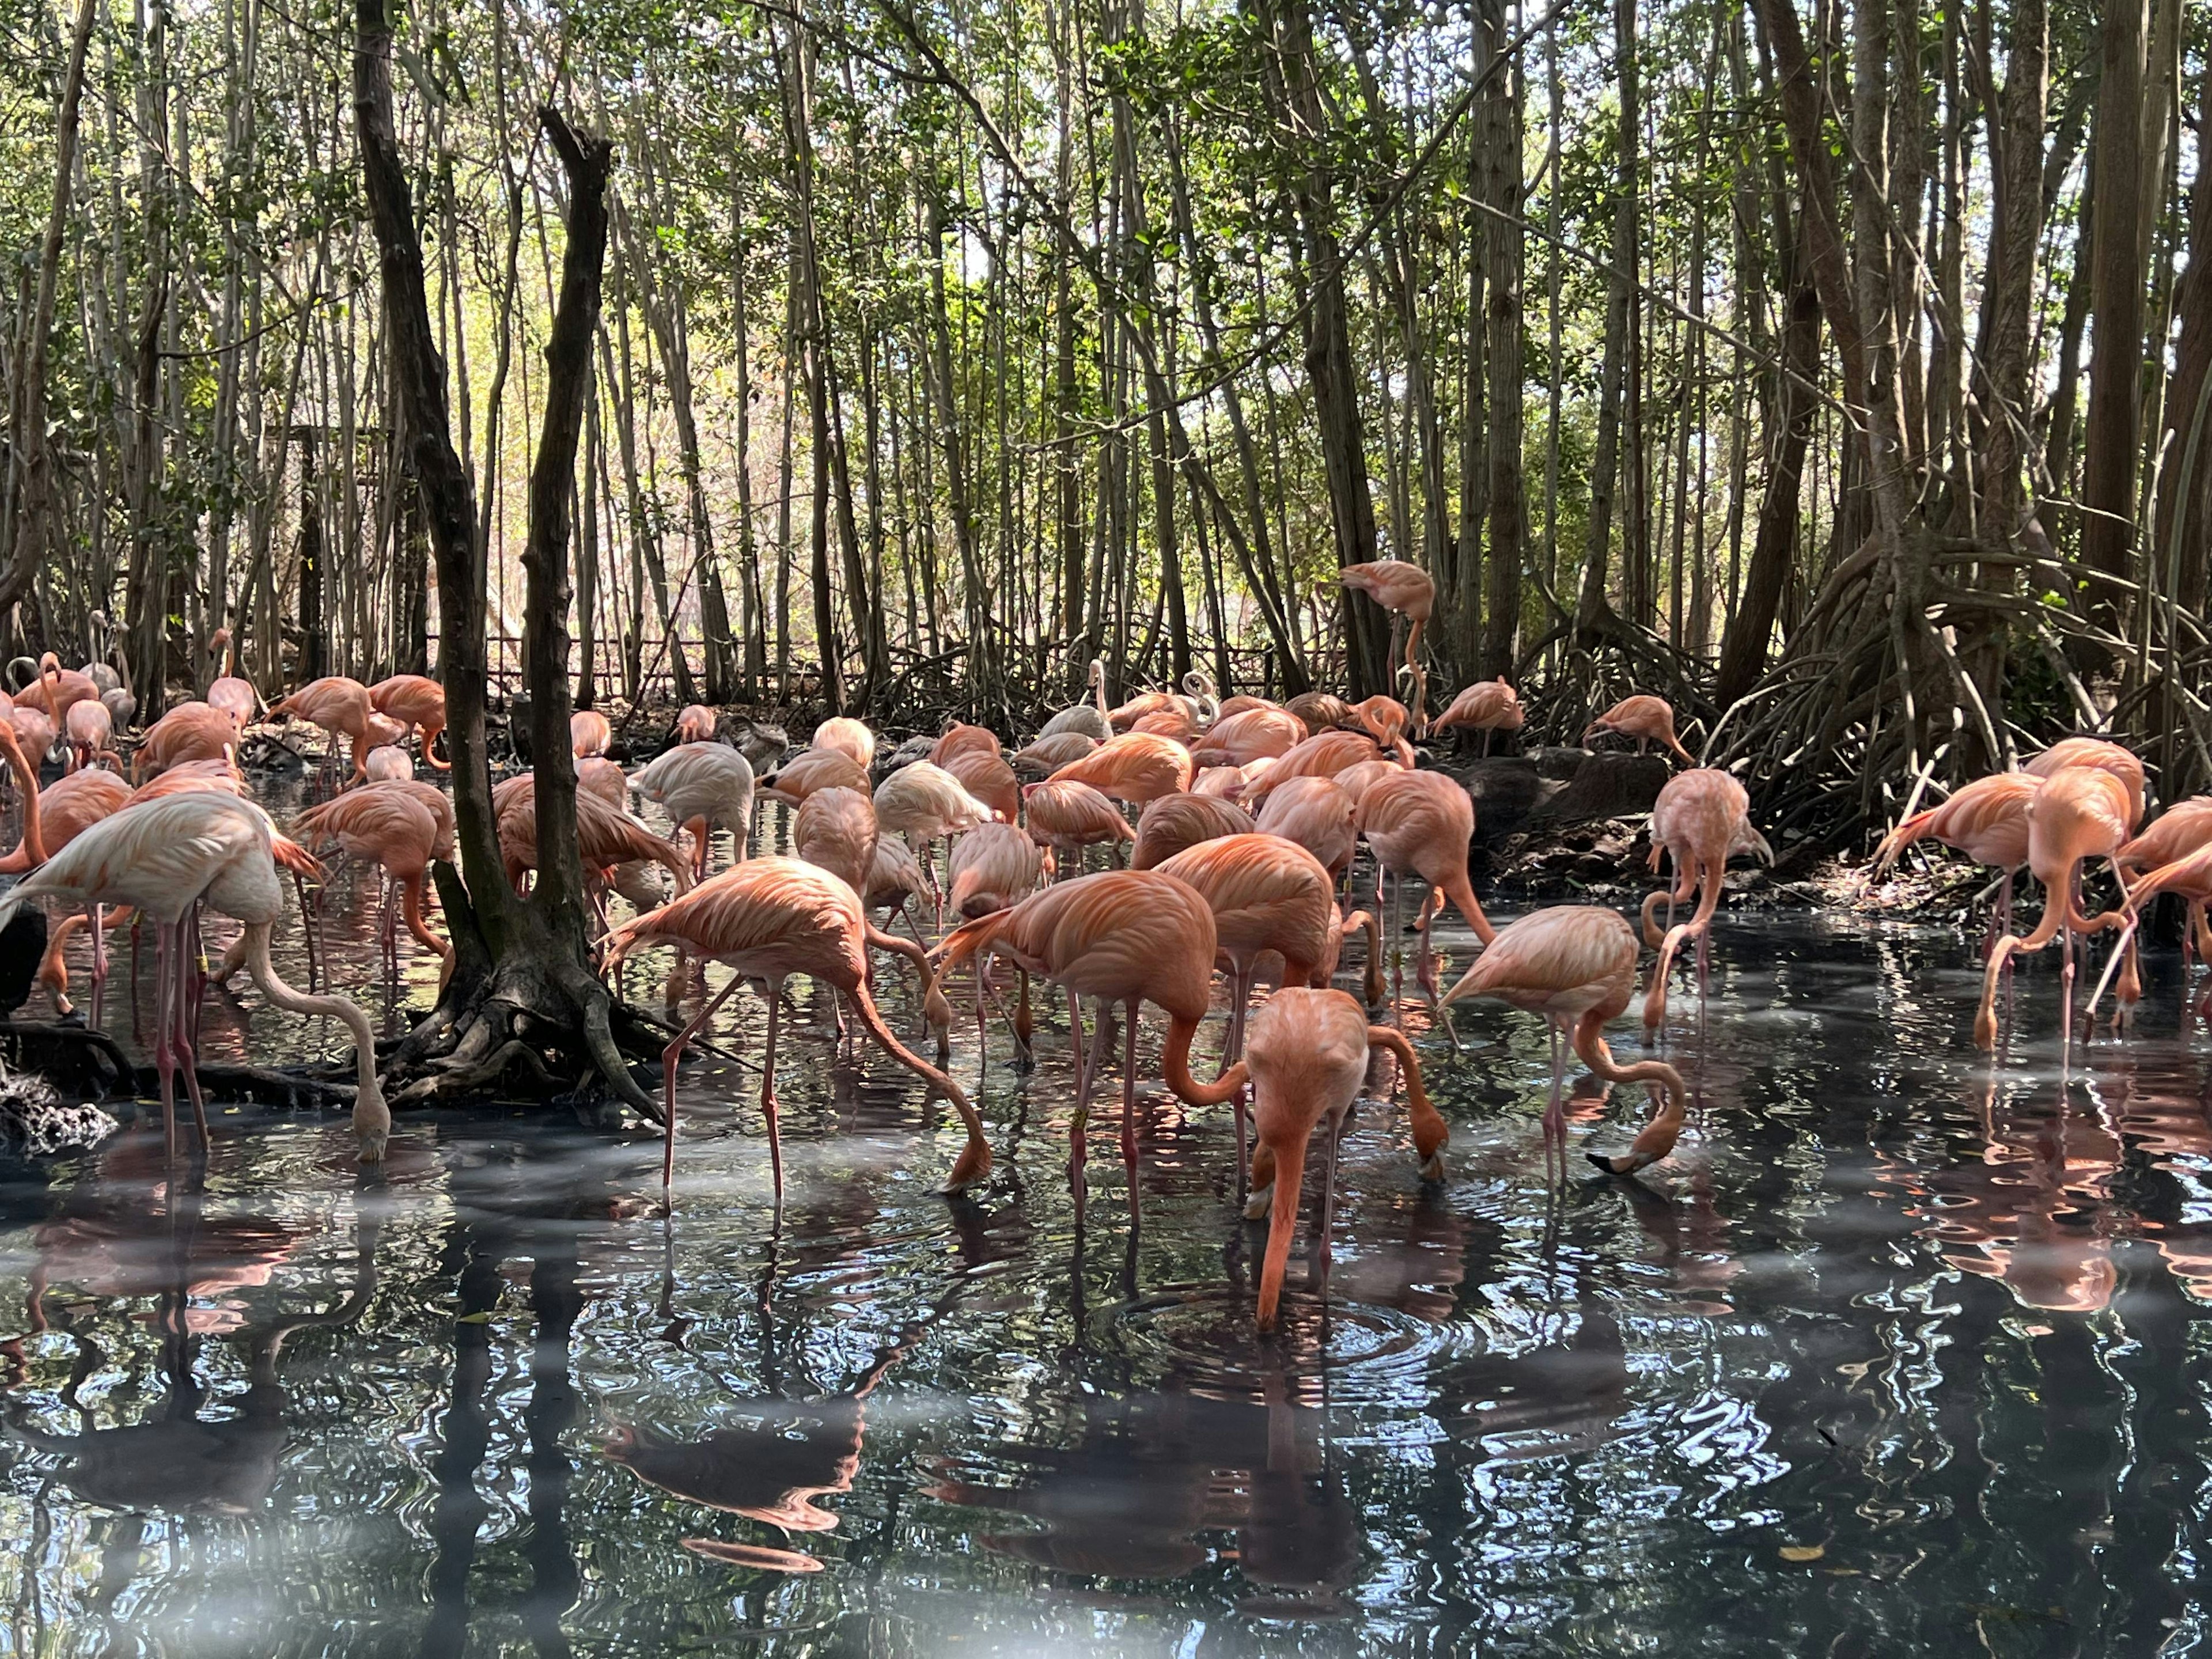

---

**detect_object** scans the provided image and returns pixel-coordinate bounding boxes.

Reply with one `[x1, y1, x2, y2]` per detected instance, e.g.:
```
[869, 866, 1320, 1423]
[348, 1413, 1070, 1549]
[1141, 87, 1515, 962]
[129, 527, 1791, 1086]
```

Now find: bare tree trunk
[0, 0, 99, 617]
[2078, 0, 2149, 636]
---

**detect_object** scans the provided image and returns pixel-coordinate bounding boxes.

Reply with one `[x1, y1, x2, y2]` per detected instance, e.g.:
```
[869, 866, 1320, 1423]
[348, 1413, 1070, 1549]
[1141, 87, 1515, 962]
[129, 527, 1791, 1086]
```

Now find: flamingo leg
[172, 916, 209, 1148]
[1314, 1105, 1345, 1292]
[660, 974, 747, 1193]
[1119, 998, 1141, 1173]
[760, 976, 786, 1210]
[1069, 998, 1111, 1200]
[89, 903, 108, 1029]
[1225, 964, 1252, 1194]
[152, 922, 178, 1161]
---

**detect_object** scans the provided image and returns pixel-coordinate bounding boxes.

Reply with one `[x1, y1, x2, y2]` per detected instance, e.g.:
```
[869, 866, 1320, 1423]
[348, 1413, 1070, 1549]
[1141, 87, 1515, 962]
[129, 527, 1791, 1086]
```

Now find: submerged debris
[0, 1073, 118, 1154]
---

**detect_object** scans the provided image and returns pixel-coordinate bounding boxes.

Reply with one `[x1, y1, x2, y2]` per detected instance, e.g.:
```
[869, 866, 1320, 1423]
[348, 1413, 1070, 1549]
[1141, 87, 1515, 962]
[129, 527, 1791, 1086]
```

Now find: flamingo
[267, 677, 379, 791]
[947, 820, 1046, 1058]
[1107, 671, 1215, 734]
[675, 703, 719, 745]
[601, 858, 978, 1201]
[793, 786, 879, 898]
[760, 747, 871, 808]
[1046, 732, 1194, 809]
[1639, 769, 1773, 1033]
[9, 706, 54, 770]
[367, 673, 449, 771]
[630, 743, 756, 881]
[62, 698, 112, 773]
[1355, 770, 1497, 1028]
[291, 783, 453, 987]
[2092, 836, 2212, 1021]
[944, 748, 1021, 824]
[873, 761, 993, 923]
[493, 772, 694, 933]
[1329, 757, 1404, 812]
[1190, 766, 1250, 800]
[1130, 792, 1253, 870]
[1442, 905, 1690, 1173]
[207, 628, 261, 732]
[1285, 691, 1354, 737]
[1871, 771, 2038, 952]
[2023, 737, 2145, 830]
[571, 709, 613, 758]
[0, 791, 387, 1161]
[1189, 705, 1304, 768]
[1178, 988, 1443, 1326]
[932, 870, 1222, 1206]
[1350, 695, 1416, 766]
[1254, 776, 1361, 893]
[17, 653, 99, 730]
[1024, 779, 1134, 876]
[365, 746, 413, 782]
[1012, 731, 1100, 776]
[931, 723, 1002, 767]
[808, 715, 874, 767]
[2112, 797, 2212, 980]
[1156, 834, 1381, 1182]
[1433, 678, 1524, 756]
[1237, 730, 1380, 806]
[1582, 695, 1695, 766]
[1039, 660, 1113, 743]
[1338, 560, 1435, 731]
[1975, 766, 2137, 1047]
[133, 703, 238, 779]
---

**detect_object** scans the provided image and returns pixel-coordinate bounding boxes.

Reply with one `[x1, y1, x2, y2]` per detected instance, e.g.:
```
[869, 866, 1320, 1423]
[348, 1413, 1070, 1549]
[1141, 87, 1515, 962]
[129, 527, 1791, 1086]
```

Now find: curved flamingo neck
[0, 726, 44, 869]
[240, 918, 388, 1159]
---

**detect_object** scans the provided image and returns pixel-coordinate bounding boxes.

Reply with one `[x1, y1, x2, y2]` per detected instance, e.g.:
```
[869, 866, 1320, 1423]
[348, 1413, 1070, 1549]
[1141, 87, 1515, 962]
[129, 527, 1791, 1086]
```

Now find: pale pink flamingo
[1442, 904, 1688, 1174]
[675, 703, 719, 745]
[0, 790, 387, 1161]
[133, 703, 238, 779]
[630, 743, 756, 880]
[1012, 732, 1099, 777]
[809, 714, 874, 766]
[1238, 730, 1381, 807]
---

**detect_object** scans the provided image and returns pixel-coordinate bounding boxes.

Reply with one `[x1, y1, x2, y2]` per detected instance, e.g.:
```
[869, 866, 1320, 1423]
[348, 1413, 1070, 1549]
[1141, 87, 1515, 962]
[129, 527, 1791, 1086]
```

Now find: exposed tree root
[380, 861, 663, 1120]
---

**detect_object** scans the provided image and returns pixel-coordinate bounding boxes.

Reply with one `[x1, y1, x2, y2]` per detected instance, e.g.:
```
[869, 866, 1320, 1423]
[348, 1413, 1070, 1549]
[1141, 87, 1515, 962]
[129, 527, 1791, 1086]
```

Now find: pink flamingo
[1179, 988, 1443, 1325]
[1583, 695, 1695, 765]
[601, 857, 975, 1202]
[1639, 768, 1772, 1032]
[1338, 559, 1435, 730]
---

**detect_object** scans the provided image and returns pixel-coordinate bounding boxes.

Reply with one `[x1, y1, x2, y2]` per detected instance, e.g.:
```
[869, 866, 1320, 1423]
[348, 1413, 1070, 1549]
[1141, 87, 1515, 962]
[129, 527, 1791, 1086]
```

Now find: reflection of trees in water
[0, 1136, 379, 1646]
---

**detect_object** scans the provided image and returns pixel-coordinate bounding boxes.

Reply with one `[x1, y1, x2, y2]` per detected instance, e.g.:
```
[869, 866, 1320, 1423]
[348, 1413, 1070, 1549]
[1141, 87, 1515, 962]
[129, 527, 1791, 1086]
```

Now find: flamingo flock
[7, 593, 2194, 1334]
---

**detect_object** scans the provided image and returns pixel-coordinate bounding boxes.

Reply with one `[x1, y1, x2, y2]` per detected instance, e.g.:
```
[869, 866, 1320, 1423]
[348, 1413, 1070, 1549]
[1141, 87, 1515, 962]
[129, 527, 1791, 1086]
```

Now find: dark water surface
[5, 811, 2212, 1655]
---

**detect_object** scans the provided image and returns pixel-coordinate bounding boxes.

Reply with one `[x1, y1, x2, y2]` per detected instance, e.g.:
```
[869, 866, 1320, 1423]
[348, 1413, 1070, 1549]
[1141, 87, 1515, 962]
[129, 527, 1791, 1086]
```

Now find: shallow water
[5, 801, 2212, 1655]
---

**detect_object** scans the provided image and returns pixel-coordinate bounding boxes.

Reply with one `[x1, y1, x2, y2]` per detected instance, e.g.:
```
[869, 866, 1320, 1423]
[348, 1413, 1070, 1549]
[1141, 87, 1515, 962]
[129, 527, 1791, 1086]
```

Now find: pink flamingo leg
[151, 922, 178, 1161]
[760, 976, 786, 1210]
[171, 918, 210, 1147]
[660, 974, 746, 1192]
